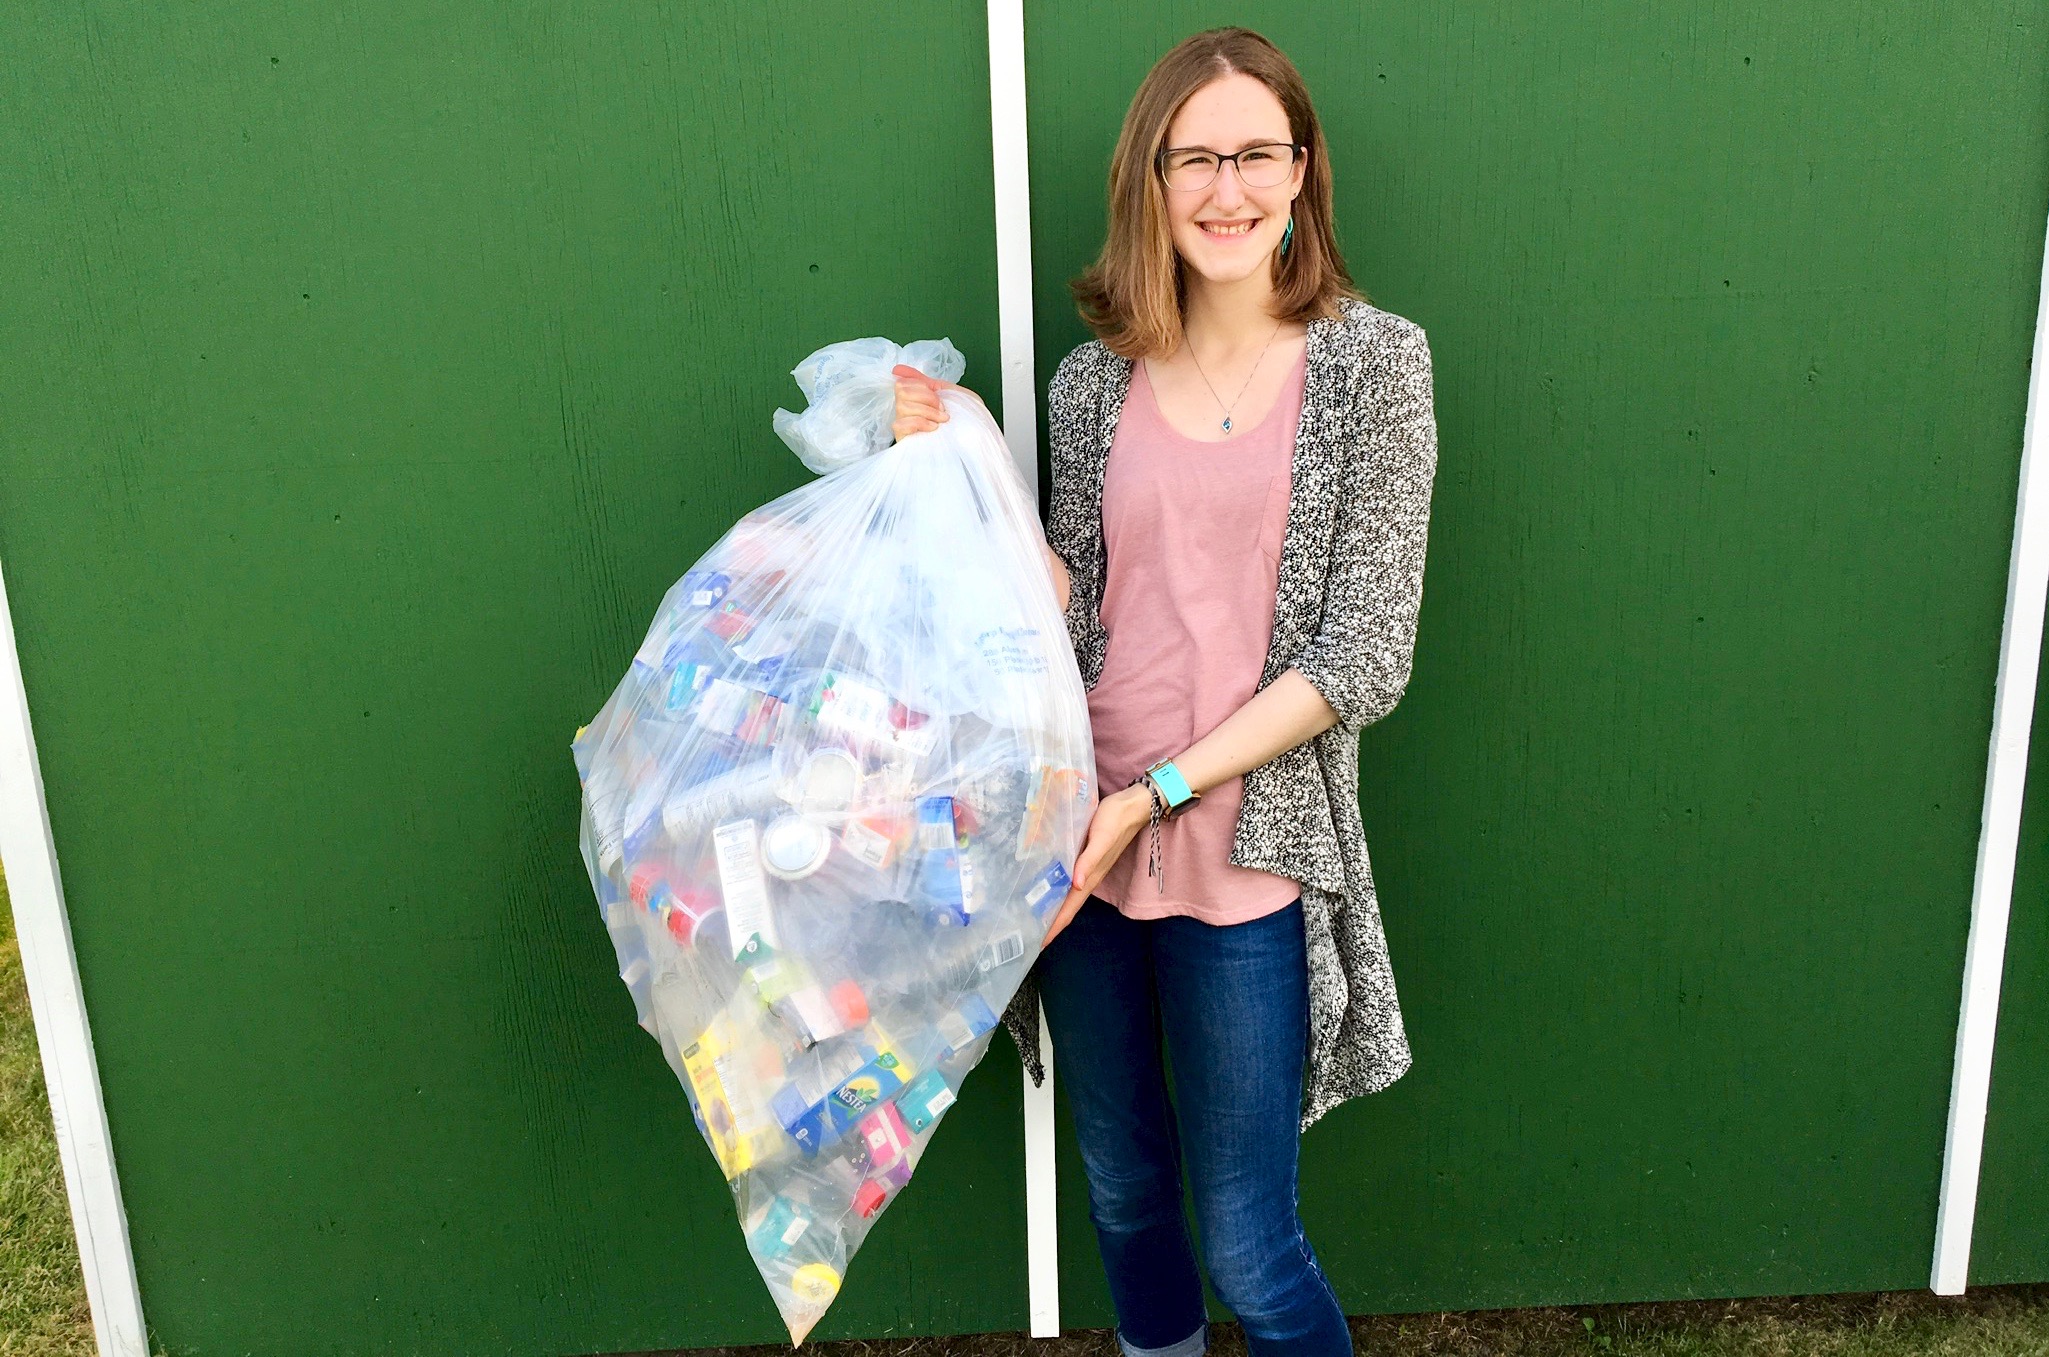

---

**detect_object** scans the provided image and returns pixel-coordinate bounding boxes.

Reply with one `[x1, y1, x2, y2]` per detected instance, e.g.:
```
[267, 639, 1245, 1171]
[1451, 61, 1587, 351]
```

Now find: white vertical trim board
[1024, 1003, 1061, 1336]
[1931, 200, 2049, 1295]
[0, 556, 149, 1357]
[985, 0, 1061, 1335]
[987, 0, 1041, 499]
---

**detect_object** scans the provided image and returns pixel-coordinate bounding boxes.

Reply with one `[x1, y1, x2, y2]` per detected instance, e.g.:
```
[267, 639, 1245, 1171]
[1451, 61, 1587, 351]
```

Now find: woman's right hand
[892, 363, 959, 442]
[1041, 783, 1150, 949]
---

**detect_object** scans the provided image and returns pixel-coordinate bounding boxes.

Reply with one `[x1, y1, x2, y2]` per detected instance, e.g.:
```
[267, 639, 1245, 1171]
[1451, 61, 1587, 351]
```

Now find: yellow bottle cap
[790, 1263, 841, 1306]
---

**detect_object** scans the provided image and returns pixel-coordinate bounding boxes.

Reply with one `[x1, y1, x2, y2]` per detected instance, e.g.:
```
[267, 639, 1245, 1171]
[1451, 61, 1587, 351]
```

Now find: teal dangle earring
[1279, 214, 1294, 258]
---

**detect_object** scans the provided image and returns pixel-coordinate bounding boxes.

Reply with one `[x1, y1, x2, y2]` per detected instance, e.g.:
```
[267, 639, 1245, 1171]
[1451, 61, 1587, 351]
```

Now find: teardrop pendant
[1220, 416, 1233, 434]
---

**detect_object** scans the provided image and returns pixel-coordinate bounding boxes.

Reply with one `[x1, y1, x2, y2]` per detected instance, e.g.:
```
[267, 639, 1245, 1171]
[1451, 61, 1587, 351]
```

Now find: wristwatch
[1137, 758, 1201, 819]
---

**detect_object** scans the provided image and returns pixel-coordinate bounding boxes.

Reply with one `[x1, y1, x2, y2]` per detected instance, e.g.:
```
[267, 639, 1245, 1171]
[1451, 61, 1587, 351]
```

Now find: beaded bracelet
[1133, 774, 1169, 893]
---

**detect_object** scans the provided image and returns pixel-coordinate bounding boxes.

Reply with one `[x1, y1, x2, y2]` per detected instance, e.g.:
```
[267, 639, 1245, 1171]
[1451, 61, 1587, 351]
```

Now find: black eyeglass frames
[1156, 142, 1303, 192]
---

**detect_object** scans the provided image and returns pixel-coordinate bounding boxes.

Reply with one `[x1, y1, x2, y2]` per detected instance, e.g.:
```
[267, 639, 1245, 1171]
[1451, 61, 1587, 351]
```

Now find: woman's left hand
[1039, 783, 1155, 948]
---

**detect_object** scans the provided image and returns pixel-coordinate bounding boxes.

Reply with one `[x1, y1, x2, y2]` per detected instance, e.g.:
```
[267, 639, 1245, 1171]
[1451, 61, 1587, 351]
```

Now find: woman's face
[1160, 74, 1306, 289]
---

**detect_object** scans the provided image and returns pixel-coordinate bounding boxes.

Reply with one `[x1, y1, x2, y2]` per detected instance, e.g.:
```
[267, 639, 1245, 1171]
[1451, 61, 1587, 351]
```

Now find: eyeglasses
[1156, 142, 1303, 192]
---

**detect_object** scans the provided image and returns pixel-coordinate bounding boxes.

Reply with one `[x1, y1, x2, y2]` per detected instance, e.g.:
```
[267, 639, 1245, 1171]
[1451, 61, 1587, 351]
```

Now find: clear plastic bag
[572, 336, 1094, 1343]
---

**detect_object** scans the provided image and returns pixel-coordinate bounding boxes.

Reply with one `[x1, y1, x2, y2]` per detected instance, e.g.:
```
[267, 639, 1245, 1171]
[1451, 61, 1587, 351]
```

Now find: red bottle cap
[830, 979, 869, 1027]
[628, 863, 665, 909]
[663, 891, 720, 946]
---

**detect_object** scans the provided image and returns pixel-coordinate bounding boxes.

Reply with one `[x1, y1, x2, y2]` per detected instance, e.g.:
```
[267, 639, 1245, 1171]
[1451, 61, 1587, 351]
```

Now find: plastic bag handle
[771, 336, 966, 475]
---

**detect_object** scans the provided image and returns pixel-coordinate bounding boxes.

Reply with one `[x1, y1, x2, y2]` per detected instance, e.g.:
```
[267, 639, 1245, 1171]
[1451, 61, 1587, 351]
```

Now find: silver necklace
[1185, 318, 1285, 435]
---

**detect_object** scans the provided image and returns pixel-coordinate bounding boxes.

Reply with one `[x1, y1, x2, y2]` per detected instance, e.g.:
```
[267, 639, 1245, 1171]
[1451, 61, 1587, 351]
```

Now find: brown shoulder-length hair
[1069, 27, 1364, 360]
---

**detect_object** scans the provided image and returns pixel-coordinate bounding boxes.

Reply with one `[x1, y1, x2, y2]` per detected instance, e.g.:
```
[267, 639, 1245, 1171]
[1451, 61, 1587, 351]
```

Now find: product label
[839, 818, 898, 870]
[814, 672, 895, 747]
[860, 1105, 912, 1167]
[1022, 860, 1073, 918]
[899, 1069, 955, 1132]
[936, 1010, 973, 1054]
[584, 772, 627, 866]
[749, 1195, 811, 1256]
[937, 994, 998, 1058]
[681, 1017, 775, 1178]
[976, 931, 1026, 973]
[667, 661, 710, 712]
[834, 1076, 884, 1116]
[917, 797, 957, 850]
[824, 1034, 911, 1133]
[713, 819, 776, 961]
[685, 570, 730, 609]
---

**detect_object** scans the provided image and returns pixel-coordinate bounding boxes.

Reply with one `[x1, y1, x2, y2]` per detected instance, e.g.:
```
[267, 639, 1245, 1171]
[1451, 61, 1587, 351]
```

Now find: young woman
[893, 27, 1438, 1357]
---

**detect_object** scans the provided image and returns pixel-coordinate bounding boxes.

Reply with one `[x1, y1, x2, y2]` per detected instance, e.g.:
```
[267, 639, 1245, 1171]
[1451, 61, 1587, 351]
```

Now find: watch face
[1145, 761, 1196, 811]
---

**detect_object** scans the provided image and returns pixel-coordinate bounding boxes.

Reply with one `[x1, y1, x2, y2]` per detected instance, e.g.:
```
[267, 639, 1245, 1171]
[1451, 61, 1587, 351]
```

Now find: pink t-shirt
[1086, 345, 1306, 924]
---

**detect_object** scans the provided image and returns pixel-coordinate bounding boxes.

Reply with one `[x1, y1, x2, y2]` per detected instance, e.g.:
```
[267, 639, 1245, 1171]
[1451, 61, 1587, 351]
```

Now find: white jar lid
[794, 747, 862, 814]
[761, 813, 832, 879]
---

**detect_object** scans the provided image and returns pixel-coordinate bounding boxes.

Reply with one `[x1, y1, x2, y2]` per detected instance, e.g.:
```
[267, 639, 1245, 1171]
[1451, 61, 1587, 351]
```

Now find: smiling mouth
[1199, 219, 1259, 237]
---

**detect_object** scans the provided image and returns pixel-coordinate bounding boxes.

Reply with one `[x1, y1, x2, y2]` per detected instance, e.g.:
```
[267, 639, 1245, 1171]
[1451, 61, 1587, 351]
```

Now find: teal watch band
[1142, 758, 1200, 818]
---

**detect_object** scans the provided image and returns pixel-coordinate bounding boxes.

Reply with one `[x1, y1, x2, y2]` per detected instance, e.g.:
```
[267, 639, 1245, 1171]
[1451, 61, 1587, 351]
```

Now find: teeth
[1203, 221, 1254, 235]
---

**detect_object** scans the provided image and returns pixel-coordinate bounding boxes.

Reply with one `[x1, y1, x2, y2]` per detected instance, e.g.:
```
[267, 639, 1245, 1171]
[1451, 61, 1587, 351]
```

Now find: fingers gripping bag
[571, 336, 1093, 1344]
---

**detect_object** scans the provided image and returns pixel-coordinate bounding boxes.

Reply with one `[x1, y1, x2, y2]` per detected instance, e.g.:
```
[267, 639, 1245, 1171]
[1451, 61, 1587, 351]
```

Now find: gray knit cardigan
[998, 295, 1440, 1132]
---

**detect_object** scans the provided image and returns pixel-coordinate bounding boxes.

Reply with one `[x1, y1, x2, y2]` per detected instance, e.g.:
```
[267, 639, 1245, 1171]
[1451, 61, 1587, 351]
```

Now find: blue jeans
[1035, 895, 1352, 1357]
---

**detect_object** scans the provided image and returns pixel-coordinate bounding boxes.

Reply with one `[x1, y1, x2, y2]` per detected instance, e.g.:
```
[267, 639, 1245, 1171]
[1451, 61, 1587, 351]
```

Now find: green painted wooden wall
[1025, 5, 2049, 1317]
[2, 3, 2045, 1355]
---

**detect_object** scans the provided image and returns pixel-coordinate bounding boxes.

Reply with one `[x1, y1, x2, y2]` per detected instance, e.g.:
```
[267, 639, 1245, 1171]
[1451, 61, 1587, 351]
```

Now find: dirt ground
[616, 1284, 2049, 1357]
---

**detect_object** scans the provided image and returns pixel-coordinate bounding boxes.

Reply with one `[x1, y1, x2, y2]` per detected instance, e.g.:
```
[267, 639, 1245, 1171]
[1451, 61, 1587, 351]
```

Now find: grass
[681, 1289, 2049, 1357]
[3, 864, 2045, 1355]
[0, 868, 96, 1356]
[1351, 1288, 2049, 1356]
